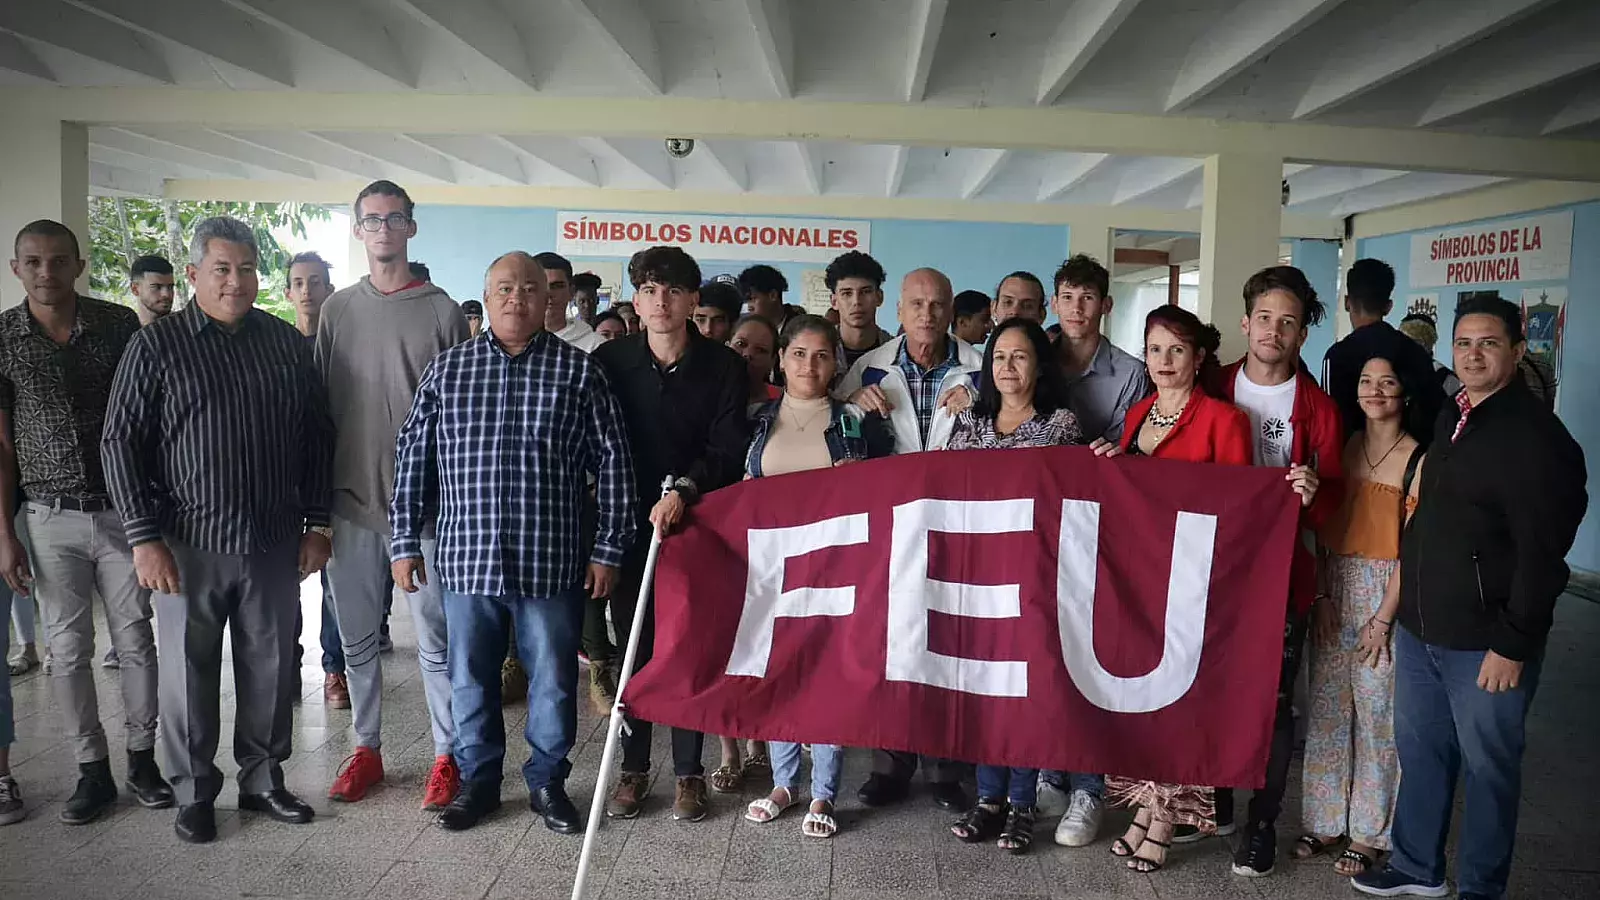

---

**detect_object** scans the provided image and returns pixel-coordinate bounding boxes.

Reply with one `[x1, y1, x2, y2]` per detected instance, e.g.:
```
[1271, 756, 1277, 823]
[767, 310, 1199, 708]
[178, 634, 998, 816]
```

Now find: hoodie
[316, 276, 470, 534]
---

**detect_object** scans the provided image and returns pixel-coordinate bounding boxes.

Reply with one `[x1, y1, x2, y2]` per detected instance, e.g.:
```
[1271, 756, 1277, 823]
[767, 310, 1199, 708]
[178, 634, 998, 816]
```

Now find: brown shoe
[673, 775, 709, 822]
[589, 659, 618, 716]
[501, 658, 528, 705]
[323, 673, 351, 709]
[606, 772, 649, 819]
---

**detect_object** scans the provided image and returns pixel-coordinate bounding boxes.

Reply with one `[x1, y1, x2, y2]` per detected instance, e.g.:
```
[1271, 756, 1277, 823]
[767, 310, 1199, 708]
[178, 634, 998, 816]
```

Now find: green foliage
[88, 198, 330, 323]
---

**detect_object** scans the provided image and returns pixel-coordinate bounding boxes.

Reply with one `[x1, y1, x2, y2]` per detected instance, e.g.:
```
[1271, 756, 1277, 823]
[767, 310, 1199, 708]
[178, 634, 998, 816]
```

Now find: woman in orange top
[1106, 306, 1251, 873]
[1295, 353, 1426, 877]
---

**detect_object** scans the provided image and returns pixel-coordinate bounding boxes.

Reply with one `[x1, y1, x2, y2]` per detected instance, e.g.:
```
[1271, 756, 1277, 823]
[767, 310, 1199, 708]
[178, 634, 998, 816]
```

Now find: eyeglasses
[358, 213, 413, 232]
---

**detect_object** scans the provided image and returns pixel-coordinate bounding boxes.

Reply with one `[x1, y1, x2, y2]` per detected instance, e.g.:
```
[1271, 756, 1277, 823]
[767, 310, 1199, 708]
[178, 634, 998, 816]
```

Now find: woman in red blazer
[1106, 305, 1251, 874]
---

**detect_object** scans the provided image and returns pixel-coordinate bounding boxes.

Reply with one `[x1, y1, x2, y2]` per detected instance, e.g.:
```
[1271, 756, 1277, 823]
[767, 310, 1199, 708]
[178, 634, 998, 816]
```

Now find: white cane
[571, 475, 675, 900]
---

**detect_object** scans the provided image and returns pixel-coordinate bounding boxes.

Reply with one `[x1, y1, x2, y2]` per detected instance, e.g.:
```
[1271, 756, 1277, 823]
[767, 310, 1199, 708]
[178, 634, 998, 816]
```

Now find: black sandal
[950, 802, 1006, 843]
[1336, 848, 1377, 875]
[997, 806, 1036, 855]
[1110, 820, 1148, 857]
[1293, 834, 1339, 860]
[1127, 838, 1171, 873]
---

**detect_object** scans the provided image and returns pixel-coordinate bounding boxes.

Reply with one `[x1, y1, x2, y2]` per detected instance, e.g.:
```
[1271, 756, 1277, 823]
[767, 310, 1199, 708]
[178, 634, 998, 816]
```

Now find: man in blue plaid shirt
[389, 251, 636, 834]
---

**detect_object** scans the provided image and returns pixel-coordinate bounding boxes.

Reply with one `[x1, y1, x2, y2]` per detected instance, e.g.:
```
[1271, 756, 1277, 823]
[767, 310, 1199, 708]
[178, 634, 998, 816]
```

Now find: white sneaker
[1053, 789, 1104, 847]
[1035, 778, 1069, 819]
[0, 775, 25, 825]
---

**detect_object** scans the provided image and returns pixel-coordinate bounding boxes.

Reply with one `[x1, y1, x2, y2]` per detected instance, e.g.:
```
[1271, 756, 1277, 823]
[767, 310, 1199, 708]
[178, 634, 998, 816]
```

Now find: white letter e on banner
[726, 514, 870, 677]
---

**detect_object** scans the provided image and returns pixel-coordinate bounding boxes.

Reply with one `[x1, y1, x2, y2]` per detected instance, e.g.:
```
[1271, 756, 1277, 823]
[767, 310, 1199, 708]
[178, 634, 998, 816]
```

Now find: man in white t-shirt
[537, 252, 602, 354]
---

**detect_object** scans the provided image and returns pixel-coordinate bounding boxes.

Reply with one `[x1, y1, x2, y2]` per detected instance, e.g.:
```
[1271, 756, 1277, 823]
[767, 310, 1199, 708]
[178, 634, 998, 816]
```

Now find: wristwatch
[669, 477, 699, 503]
[307, 525, 333, 539]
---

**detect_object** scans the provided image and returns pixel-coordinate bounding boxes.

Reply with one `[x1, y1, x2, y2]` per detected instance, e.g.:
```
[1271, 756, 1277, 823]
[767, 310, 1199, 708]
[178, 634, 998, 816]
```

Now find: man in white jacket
[835, 267, 979, 811]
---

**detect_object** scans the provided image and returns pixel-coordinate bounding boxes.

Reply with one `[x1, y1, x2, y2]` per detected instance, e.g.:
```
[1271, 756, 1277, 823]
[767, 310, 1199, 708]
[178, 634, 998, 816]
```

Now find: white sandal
[744, 788, 796, 824]
[802, 804, 838, 839]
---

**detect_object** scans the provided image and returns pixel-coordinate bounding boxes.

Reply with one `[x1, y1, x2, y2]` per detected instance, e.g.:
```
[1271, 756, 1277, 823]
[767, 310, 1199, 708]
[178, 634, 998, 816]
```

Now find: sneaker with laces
[1053, 789, 1104, 847]
[102, 648, 120, 669]
[589, 659, 618, 717]
[1232, 820, 1277, 877]
[422, 755, 460, 811]
[1350, 865, 1450, 898]
[328, 747, 384, 802]
[673, 775, 709, 822]
[0, 775, 25, 825]
[607, 772, 649, 819]
[1035, 778, 1069, 819]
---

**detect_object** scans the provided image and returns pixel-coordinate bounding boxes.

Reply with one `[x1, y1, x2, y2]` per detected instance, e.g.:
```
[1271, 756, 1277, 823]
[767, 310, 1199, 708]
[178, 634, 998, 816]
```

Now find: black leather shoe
[61, 758, 118, 825]
[530, 783, 582, 834]
[930, 780, 970, 811]
[438, 787, 500, 831]
[856, 773, 909, 808]
[126, 748, 175, 809]
[239, 789, 314, 824]
[175, 802, 217, 844]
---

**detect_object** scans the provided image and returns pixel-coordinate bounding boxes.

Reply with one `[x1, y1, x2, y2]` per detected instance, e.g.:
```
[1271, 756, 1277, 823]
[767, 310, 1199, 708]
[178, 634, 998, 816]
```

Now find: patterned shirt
[895, 337, 962, 443]
[390, 330, 637, 598]
[101, 302, 334, 554]
[946, 407, 1083, 450]
[0, 296, 139, 500]
[1452, 388, 1473, 443]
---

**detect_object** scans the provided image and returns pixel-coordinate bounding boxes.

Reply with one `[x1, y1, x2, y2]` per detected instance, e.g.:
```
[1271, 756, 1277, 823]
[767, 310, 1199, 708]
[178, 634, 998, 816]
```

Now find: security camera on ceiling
[665, 138, 695, 159]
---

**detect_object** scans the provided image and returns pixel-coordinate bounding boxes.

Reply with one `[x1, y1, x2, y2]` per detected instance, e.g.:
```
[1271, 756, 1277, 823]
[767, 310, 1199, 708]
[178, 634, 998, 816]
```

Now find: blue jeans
[978, 766, 1039, 808]
[444, 588, 584, 792]
[1389, 626, 1542, 898]
[1040, 770, 1105, 799]
[771, 742, 842, 802]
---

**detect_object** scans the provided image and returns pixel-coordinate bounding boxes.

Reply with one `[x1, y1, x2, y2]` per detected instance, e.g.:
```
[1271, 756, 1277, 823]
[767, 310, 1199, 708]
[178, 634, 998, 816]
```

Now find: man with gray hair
[102, 215, 335, 844]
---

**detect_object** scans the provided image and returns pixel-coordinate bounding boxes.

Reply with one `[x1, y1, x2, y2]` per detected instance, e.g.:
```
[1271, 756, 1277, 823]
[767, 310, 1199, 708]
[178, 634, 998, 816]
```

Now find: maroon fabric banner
[625, 447, 1300, 789]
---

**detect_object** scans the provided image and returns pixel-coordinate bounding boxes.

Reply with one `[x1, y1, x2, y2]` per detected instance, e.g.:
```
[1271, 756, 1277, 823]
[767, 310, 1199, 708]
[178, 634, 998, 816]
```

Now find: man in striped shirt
[390, 251, 635, 833]
[102, 216, 335, 845]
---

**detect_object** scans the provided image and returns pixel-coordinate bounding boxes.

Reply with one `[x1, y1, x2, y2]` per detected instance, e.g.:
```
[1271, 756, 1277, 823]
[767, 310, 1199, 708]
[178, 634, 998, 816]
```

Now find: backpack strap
[1399, 444, 1425, 534]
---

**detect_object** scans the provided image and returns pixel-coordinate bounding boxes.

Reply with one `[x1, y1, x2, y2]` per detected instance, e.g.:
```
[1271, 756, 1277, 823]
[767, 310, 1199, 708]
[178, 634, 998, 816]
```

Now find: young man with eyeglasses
[315, 181, 471, 811]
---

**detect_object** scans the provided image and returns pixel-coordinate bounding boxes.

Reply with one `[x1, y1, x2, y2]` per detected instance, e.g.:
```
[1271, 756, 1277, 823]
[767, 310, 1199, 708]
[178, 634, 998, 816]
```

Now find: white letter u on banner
[1056, 499, 1217, 714]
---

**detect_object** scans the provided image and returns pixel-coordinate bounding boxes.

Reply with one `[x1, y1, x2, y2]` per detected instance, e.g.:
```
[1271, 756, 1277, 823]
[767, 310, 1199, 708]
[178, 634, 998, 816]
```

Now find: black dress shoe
[438, 787, 500, 832]
[61, 759, 119, 825]
[239, 789, 315, 824]
[175, 802, 217, 844]
[856, 773, 910, 808]
[530, 783, 582, 834]
[126, 748, 175, 809]
[930, 780, 970, 811]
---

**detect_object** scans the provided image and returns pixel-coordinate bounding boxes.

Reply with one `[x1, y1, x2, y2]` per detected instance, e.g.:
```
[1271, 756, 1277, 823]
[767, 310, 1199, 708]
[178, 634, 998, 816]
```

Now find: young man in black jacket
[1322, 258, 1442, 441]
[1355, 296, 1587, 900]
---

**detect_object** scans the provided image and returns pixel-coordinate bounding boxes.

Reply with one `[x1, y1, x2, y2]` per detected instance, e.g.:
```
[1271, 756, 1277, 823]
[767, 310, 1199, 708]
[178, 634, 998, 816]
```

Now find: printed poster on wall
[1521, 285, 1568, 388]
[1404, 294, 1440, 323]
[556, 212, 870, 264]
[1408, 210, 1573, 288]
[800, 269, 832, 315]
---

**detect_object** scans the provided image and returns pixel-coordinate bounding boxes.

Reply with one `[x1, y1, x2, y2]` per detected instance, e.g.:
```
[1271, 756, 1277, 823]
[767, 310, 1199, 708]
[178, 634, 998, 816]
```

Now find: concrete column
[1066, 217, 1115, 335]
[0, 118, 89, 308]
[1335, 233, 1357, 339]
[1197, 153, 1283, 362]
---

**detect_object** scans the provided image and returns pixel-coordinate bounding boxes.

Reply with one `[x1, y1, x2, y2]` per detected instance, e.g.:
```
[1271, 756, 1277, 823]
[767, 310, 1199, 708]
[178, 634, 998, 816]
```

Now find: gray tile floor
[1, 581, 1595, 899]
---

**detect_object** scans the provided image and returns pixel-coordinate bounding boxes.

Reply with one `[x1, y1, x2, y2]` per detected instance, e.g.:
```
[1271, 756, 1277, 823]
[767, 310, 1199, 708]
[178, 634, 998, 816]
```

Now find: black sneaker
[1231, 820, 1276, 877]
[61, 759, 118, 825]
[126, 748, 175, 809]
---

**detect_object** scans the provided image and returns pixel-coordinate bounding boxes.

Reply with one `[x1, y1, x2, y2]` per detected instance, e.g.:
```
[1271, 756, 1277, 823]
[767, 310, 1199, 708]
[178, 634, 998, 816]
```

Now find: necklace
[1146, 395, 1189, 429]
[1363, 432, 1406, 472]
[782, 398, 830, 434]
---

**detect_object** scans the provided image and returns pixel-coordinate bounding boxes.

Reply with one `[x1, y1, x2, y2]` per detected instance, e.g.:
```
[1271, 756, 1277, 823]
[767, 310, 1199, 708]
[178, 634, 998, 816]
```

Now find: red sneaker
[422, 755, 460, 812]
[328, 747, 384, 802]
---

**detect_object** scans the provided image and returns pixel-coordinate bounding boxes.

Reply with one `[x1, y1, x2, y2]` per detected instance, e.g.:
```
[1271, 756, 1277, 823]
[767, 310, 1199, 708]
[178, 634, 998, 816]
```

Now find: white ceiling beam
[119, 127, 318, 180]
[1113, 157, 1205, 205]
[0, 31, 54, 82]
[1543, 89, 1600, 134]
[407, 134, 527, 184]
[90, 128, 249, 178]
[1316, 173, 1511, 218]
[1418, 6, 1600, 125]
[905, 0, 948, 102]
[314, 131, 457, 183]
[72, 0, 294, 86]
[1036, 0, 1146, 106]
[885, 145, 909, 198]
[89, 144, 222, 181]
[492, 135, 600, 186]
[1284, 167, 1411, 206]
[733, 0, 792, 99]
[0, 2, 171, 82]
[1038, 153, 1113, 201]
[791, 142, 822, 195]
[1293, 0, 1552, 119]
[1165, 0, 1347, 111]
[695, 140, 749, 192]
[558, 0, 662, 94]
[961, 149, 1011, 200]
[218, 130, 389, 181]
[389, 0, 536, 89]
[582, 137, 674, 189]
[224, 0, 416, 88]
[89, 161, 165, 198]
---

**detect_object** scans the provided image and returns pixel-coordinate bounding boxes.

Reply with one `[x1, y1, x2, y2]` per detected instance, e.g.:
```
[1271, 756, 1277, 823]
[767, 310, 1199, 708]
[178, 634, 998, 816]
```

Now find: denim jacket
[744, 398, 895, 478]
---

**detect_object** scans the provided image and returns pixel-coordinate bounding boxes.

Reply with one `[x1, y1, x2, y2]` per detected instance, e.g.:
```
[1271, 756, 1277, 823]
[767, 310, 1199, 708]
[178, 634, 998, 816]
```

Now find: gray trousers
[22, 503, 158, 764]
[153, 535, 299, 805]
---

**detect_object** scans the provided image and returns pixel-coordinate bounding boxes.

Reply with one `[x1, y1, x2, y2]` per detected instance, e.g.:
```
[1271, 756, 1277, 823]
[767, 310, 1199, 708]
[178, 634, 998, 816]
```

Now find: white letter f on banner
[727, 514, 870, 677]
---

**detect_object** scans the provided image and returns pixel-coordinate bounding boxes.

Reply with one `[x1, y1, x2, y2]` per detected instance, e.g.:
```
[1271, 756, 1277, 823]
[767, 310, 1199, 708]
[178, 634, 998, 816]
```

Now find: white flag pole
[571, 475, 674, 900]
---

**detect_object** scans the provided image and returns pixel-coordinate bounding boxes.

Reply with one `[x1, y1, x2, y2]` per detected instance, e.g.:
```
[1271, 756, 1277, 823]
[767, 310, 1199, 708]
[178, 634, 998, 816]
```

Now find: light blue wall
[1359, 200, 1599, 573]
[407, 205, 1072, 334]
[1291, 239, 1340, 370]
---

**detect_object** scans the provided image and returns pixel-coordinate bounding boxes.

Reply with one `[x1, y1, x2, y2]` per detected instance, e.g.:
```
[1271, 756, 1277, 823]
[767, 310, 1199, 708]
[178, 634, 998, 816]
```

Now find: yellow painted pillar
[1197, 153, 1283, 362]
[0, 117, 89, 308]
